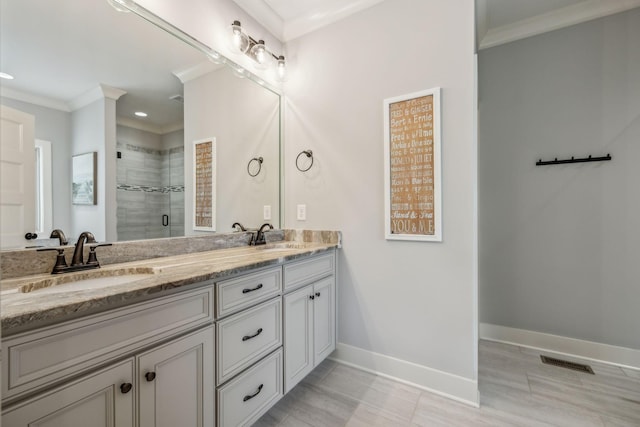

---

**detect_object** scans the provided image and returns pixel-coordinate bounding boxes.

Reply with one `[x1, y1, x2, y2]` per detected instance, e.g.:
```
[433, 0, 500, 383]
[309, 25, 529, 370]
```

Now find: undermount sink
[15, 267, 158, 294]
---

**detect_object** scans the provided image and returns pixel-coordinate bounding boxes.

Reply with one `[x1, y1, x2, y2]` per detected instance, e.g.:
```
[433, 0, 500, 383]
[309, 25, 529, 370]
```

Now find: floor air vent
[540, 355, 594, 374]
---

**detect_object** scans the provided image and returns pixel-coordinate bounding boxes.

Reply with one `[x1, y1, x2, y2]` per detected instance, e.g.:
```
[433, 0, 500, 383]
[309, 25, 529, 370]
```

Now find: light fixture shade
[228, 21, 250, 54]
[249, 40, 272, 70]
[276, 55, 287, 82]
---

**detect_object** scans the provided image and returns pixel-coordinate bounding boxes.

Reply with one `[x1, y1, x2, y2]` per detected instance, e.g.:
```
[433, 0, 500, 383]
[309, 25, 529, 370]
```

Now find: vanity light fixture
[134, 111, 148, 117]
[0, 72, 14, 80]
[229, 20, 286, 80]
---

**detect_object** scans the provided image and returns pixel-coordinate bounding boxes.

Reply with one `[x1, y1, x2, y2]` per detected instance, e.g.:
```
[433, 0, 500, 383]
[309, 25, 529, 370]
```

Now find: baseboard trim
[480, 323, 640, 369]
[330, 343, 479, 407]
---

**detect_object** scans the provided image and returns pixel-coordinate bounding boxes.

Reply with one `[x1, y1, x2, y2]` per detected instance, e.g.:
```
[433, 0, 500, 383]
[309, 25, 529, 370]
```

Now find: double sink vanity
[0, 230, 339, 426]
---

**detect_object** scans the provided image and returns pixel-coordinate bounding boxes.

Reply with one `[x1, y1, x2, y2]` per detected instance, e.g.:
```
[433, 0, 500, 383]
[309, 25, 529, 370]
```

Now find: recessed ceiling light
[134, 111, 148, 117]
[0, 72, 14, 80]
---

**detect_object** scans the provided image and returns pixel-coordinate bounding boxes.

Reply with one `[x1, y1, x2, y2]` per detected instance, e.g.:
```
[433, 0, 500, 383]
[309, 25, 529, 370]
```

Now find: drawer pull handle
[145, 372, 156, 382]
[309, 295, 315, 300]
[242, 328, 263, 341]
[315, 292, 321, 297]
[120, 383, 133, 394]
[243, 384, 263, 402]
[242, 283, 263, 294]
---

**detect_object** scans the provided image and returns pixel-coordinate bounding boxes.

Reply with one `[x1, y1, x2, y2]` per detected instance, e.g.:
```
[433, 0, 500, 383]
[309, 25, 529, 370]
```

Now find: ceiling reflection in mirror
[0, 0, 281, 248]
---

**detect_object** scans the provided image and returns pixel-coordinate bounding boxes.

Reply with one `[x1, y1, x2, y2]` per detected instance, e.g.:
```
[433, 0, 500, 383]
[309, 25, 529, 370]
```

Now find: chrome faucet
[71, 231, 97, 266]
[50, 229, 68, 246]
[251, 223, 273, 246]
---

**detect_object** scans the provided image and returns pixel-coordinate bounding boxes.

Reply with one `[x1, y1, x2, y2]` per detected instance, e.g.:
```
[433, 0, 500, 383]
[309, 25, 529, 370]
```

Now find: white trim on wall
[479, 0, 640, 50]
[480, 323, 640, 370]
[331, 343, 480, 407]
[34, 140, 53, 236]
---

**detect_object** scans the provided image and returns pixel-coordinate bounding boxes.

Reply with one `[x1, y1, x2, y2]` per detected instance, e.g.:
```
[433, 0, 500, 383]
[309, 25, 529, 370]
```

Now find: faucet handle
[87, 243, 112, 266]
[37, 247, 69, 274]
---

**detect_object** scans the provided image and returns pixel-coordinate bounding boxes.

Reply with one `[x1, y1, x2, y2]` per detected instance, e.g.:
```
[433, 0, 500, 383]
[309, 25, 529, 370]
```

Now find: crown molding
[0, 87, 71, 112]
[68, 84, 127, 111]
[283, 0, 384, 41]
[173, 61, 225, 84]
[480, 0, 640, 50]
[232, 0, 284, 41]
[100, 84, 127, 101]
[233, 0, 384, 42]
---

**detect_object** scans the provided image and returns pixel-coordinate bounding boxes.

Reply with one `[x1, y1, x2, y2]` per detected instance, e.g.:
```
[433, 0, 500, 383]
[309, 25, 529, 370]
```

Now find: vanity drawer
[2, 285, 213, 403]
[216, 267, 282, 318]
[217, 348, 283, 427]
[283, 252, 335, 291]
[216, 297, 282, 385]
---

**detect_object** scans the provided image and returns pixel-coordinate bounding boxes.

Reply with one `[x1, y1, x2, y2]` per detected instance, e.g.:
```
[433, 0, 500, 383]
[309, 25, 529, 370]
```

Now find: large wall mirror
[0, 0, 281, 249]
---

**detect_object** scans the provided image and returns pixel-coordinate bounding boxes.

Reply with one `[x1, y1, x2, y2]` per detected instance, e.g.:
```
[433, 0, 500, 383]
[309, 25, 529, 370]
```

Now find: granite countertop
[1, 242, 336, 335]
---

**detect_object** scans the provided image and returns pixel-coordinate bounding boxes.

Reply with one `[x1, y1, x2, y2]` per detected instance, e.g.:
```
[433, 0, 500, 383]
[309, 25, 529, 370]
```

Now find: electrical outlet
[297, 204, 307, 221]
[263, 205, 271, 220]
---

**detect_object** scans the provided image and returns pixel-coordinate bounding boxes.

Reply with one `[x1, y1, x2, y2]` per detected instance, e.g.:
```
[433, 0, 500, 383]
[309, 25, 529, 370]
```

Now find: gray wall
[0, 97, 72, 234]
[285, 0, 478, 385]
[138, 0, 478, 401]
[479, 8, 640, 349]
[71, 99, 106, 241]
[184, 66, 280, 233]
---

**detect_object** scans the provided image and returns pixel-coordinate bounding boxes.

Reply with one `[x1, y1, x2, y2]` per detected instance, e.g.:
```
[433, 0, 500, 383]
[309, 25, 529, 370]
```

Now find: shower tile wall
[116, 143, 184, 241]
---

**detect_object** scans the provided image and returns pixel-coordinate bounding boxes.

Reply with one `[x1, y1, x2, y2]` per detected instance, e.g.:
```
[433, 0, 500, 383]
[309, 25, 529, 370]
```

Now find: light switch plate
[297, 204, 306, 221]
[263, 205, 271, 220]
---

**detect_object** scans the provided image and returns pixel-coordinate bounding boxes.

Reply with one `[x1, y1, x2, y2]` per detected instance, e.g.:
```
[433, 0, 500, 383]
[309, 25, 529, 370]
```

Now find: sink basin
[15, 267, 158, 294]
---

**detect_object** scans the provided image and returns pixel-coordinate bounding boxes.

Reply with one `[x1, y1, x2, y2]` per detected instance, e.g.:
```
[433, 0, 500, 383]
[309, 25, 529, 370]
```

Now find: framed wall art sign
[383, 87, 442, 242]
[72, 152, 97, 205]
[193, 137, 217, 231]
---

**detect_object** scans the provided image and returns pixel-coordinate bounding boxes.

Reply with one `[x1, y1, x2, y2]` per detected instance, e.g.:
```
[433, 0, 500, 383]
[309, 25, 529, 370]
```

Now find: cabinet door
[138, 326, 214, 427]
[283, 284, 314, 393]
[2, 359, 134, 427]
[313, 276, 336, 363]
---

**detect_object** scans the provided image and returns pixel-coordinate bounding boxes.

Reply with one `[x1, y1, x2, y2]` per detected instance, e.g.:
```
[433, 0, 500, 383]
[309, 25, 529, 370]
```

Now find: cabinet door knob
[309, 295, 315, 300]
[315, 292, 321, 297]
[145, 372, 156, 382]
[242, 327, 263, 341]
[243, 384, 263, 402]
[120, 382, 133, 394]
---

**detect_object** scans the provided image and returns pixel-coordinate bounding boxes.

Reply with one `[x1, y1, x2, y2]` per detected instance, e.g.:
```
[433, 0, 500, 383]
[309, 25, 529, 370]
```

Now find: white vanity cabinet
[283, 253, 336, 393]
[137, 326, 214, 427]
[214, 267, 284, 426]
[2, 359, 136, 427]
[1, 247, 338, 427]
[1, 286, 215, 427]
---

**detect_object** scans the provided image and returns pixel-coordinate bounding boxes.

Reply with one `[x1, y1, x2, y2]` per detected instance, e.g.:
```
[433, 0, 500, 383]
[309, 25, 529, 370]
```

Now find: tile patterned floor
[254, 340, 640, 426]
